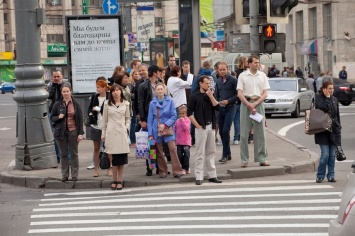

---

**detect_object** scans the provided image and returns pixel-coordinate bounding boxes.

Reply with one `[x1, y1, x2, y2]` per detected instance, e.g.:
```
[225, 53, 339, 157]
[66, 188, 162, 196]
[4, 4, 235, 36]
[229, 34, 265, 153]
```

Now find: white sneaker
[216, 141, 222, 146]
[233, 140, 239, 145]
[87, 164, 94, 170]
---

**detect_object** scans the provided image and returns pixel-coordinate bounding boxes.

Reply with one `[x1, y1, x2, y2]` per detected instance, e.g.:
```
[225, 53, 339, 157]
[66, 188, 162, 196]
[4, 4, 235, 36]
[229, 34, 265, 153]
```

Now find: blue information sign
[102, 0, 119, 15]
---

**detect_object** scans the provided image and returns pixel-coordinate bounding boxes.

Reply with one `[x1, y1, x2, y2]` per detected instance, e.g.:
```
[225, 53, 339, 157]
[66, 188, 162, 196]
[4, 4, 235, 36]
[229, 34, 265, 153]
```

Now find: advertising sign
[136, 2, 154, 11]
[0, 52, 13, 60]
[67, 15, 122, 93]
[136, 15, 155, 43]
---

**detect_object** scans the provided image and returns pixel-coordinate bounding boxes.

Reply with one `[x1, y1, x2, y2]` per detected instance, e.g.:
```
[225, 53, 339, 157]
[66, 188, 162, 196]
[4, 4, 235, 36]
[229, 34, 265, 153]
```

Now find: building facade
[0, 0, 180, 82]
[217, 0, 355, 81]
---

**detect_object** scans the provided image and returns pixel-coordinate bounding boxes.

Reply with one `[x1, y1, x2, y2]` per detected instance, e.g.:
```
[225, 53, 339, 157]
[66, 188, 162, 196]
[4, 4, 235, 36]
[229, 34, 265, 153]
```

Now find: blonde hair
[237, 56, 248, 70]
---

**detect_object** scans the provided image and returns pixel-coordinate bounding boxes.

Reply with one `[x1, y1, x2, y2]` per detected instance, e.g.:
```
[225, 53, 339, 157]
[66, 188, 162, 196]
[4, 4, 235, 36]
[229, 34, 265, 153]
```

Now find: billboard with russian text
[66, 15, 123, 93]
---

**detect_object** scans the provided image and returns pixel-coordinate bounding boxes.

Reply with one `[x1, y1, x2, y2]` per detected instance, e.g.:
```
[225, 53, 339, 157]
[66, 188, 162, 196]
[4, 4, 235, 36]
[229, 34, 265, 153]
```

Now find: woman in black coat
[314, 81, 341, 183]
[51, 83, 84, 182]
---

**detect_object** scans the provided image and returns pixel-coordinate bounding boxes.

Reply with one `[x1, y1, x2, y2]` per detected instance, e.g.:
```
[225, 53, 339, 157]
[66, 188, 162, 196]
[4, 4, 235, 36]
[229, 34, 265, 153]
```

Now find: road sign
[102, 0, 119, 15]
[228, 33, 251, 53]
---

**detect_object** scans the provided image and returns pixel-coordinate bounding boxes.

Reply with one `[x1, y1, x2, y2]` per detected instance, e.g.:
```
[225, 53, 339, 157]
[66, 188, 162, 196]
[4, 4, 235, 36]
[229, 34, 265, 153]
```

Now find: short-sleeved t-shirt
[237, 70, 270, 97]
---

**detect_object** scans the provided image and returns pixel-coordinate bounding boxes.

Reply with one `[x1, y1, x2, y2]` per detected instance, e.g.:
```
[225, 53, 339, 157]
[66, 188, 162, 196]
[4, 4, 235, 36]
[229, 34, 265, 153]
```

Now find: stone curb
[0, 128, 319, 189]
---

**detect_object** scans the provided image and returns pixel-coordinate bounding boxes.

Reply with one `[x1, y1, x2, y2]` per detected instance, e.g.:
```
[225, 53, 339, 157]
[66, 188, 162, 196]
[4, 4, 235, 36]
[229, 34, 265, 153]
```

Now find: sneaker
[216, 141, 222, 146]
[87, 164, 94, 170]
[219, 156, 227, 163]
[233, 140, 239, 145]
[316, 178, 324, 183]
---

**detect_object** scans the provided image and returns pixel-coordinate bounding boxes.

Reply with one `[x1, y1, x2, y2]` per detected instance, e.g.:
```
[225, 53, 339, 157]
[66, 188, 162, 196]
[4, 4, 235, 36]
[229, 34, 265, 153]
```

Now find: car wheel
[340, 101, 352, 106]
[265, 114, 272, 118]
[291, 101, 300, 118]
[11, 89, 15, 94]
[1, 90, 4, 94]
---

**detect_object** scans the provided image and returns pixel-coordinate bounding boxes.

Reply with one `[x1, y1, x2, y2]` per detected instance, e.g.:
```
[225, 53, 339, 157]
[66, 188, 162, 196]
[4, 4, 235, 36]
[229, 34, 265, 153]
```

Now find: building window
[46, 0, 62, 6]
[71, 0, 75, 6]
[155, 17, 163, 26]
[324, 4, 332, 39]
[45, 15, 62, 25]
[89, 0, 100, 6]
[4, 33, 8, 41]
[4, 13, 8, 24]
[309, 8, 317, 39]
[155, 2, 162, 8]
[47, 34, 64, 43]
[296, 11, 304, 43]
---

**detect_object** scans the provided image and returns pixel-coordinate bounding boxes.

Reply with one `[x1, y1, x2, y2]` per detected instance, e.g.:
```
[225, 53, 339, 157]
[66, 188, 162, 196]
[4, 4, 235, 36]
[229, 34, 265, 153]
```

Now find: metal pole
[13, 0, 57, 170]
[123, 3, 133, 66]
[249, 0, 260, 55]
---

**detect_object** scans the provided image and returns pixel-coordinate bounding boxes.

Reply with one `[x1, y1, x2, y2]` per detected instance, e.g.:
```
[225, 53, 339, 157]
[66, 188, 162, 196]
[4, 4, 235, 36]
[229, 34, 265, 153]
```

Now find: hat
[148, 65, 160, 75]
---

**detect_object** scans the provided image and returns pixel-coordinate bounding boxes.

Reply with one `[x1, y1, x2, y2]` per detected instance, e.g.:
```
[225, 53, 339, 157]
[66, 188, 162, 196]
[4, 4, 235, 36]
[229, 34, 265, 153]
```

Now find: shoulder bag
[156, 107, 173, 136]
[304, 109, 332, 135]
[99, 143, 111, 169]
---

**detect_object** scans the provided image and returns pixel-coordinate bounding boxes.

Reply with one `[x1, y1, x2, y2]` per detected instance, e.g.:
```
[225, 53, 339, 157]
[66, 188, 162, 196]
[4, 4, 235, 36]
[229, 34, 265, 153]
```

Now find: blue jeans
[49, 112, 70, 162]
[233, 105, 240, 141]
[130, 110, 137, 144]
[177, 145, 190, 171]
[218, 105, 237, 157]
[317, 144, 336, 179]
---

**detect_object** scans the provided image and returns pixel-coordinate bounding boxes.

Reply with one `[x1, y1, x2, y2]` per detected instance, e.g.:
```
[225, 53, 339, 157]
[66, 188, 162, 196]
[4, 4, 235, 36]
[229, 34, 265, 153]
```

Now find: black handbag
[99, 143, 110, 169]
[335, 145, 346, 162]
[305, 109, 332, 135]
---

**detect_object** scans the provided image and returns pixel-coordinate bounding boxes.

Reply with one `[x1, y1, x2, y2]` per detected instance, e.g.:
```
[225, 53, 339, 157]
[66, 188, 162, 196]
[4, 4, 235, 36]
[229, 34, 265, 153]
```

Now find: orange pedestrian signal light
[263, 25, 276, 38]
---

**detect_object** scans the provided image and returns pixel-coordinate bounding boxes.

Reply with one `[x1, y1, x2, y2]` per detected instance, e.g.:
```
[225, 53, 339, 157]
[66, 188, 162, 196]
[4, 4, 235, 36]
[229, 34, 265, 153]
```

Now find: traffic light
[235, 0, 267, 25]
[271, 0, 298, 16]
[260, 24, 277, 53]
[267, 0, 299, 24]
[259, 24, 286, 54]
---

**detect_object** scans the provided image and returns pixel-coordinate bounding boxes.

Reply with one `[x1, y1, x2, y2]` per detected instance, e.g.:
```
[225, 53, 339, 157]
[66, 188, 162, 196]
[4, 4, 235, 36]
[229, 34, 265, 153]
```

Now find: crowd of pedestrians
[47, 54, 342, 188]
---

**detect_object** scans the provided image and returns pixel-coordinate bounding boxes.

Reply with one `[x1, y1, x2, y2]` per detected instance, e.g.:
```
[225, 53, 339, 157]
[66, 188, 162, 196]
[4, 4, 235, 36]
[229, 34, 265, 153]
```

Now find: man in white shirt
[237, 55, 270, 168]
[167, 65, 192, 111]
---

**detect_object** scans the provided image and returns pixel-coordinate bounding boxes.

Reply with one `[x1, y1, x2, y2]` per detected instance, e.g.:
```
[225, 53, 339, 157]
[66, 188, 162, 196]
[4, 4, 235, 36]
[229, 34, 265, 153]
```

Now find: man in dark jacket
[215, 62, 238, 163]
[188, 75, 222, 185]
[48, 70, 63, 113]
[164, 55, 176, 84]
[339, 66, 347, 81]
[134, 64, 149, 120]
[48, 70, 64, 162]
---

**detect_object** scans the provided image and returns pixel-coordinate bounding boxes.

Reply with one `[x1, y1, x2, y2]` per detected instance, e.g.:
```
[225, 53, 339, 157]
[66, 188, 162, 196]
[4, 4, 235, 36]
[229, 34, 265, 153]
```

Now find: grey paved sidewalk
[0, 129, 319, 189]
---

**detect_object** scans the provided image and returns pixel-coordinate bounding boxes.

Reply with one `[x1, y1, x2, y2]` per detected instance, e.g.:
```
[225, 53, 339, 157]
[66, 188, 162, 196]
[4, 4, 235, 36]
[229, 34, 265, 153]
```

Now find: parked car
[264, 78, 315, 118]
[329, 161, 355, 235]
[332, 78, 355, 106]
[0, 82, 15, 94]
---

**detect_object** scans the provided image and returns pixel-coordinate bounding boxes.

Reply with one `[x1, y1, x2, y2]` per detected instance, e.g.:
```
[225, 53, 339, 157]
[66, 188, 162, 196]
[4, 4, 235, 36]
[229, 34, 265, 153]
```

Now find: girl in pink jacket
[174, 106, 192, 174]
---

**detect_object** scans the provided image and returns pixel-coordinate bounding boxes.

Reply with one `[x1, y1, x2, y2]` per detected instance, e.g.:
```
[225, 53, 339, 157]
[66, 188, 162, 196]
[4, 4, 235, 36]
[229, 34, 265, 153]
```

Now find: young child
[174, 106, 191, 174]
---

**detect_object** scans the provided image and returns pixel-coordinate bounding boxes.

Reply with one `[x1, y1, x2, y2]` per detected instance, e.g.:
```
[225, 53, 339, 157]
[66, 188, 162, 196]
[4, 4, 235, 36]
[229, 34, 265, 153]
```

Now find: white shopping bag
[135, 130, 150, 159]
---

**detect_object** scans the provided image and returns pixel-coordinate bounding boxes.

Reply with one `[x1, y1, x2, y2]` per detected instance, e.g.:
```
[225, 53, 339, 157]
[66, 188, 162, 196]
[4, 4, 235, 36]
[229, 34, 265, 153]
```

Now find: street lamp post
[13, 0, 57, 170]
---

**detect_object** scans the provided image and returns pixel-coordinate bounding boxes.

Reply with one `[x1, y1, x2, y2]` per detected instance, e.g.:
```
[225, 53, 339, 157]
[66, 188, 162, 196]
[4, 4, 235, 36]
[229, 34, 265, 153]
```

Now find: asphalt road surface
[0, 94, 353, 235]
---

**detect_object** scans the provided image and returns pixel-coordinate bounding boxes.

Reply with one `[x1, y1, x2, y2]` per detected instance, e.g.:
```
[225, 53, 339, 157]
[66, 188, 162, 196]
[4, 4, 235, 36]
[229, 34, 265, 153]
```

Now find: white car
[264, 78, 315, 118]
[329, 161, 355, 235]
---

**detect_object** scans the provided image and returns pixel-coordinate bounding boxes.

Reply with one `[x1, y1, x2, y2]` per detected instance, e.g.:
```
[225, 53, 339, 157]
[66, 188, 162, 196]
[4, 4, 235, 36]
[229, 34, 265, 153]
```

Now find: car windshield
[269, 80, 297, 91]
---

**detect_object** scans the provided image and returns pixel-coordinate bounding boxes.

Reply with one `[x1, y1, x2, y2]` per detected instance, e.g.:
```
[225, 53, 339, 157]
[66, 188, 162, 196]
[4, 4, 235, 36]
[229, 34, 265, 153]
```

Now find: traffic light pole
[249, 0, 260, 55]
[13, 0, 57, 170]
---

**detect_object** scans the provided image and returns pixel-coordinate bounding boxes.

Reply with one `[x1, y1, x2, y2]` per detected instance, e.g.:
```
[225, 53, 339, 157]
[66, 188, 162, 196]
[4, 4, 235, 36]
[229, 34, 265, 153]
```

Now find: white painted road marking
[278, 113, 355, 136]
